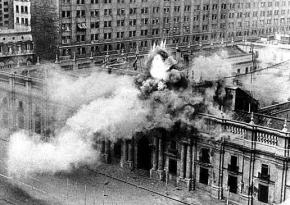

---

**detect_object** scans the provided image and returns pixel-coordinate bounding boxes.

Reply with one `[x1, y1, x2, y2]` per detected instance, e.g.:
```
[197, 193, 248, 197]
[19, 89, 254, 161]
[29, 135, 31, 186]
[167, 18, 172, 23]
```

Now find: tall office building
[0, 0, 13, 28]
[55, 0, 290, 69]
[13, 0, 31, 30]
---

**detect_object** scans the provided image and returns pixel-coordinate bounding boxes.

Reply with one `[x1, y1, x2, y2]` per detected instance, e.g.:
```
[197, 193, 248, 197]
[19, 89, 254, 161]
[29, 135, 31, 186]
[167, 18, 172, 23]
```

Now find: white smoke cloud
[150, 54, 171, 80]
[147, 41, 177, 81]
[189, 51, 233, 82]
[67, 85, 149, 139]
[46, 71, 135, 107]
[8, 130, 98, 176]
[254, 46, 290, 68]
[7, 71, 149, 176]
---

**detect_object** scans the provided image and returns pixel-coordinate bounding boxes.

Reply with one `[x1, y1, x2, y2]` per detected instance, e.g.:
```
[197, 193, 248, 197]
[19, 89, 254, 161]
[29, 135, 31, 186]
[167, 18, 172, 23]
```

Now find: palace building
[0, 63, 288, 204]
[98, 84, 290, 205]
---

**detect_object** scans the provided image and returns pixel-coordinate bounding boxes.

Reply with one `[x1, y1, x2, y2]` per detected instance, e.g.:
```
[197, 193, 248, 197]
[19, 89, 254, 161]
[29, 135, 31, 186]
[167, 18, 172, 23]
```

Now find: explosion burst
[7, 41, 232, 176]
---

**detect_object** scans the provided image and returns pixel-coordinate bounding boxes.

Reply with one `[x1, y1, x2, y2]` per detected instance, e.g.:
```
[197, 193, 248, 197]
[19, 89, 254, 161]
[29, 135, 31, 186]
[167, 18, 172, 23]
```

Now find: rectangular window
[231, 156, 237, 166]
[168, 159, 177, 175]
[228, 175, 238, 193]
[258, 184, 269, 203]
[200, 148, 210, 163]
[261, 164, 269, 175]
[199, 167, 209, 185]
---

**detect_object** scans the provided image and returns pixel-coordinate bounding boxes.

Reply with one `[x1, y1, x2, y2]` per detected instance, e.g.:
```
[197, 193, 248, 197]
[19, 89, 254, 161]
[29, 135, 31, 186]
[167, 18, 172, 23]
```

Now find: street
[0, 135, 224, 205]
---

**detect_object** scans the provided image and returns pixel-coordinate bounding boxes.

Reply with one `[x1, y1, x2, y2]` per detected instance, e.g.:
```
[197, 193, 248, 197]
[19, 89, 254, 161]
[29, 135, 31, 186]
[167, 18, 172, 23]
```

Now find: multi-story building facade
[0, 0, 13, 28]
[0, 29, 34, 70]
[55, 0, 290, 69]
[0, 0, 35, 70]
[13, 0, 31, 30]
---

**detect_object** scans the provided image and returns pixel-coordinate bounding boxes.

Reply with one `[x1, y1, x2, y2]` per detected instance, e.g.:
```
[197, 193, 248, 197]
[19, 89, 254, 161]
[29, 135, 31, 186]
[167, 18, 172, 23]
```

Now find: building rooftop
[194, 45, 249, 59]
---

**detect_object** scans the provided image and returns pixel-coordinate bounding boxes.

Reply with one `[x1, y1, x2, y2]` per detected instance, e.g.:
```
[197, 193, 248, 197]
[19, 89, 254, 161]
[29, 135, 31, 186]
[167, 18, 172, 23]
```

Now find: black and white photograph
[0, 0, 290, 204]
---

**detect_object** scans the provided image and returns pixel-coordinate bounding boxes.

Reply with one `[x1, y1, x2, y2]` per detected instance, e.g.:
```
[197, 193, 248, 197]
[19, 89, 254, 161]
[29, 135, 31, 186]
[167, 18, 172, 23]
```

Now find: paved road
[0, 137, 188, 205]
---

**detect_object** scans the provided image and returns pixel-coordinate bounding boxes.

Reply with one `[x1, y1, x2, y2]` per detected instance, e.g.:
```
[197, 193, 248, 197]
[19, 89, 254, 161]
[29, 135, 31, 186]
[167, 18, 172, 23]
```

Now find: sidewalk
[94, 163, 226, 205]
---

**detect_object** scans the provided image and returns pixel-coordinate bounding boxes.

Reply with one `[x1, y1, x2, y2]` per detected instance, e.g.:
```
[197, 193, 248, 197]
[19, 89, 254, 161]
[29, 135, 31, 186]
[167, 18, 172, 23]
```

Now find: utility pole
[250, 43, 255, 97]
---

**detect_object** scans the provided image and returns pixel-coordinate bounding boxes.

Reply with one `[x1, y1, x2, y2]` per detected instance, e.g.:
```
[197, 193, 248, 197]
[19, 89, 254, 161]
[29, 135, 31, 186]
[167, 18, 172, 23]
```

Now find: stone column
[105, 140, 111, 155]
[121, 139, 127, 161]
[186, 144, 193, 179]
[9, 74, 16, 131]
[120, 139, 127, 168]
[180, 143, 186, 178]
[158, 138, 164, 170]
[128, 140, 133, 162]
[101, 140, 105, 154]
[25, 77, 32, 131]
[152, 137, 158, 170]
[124, 140, 128, 161]
[105, 140, 111, 163]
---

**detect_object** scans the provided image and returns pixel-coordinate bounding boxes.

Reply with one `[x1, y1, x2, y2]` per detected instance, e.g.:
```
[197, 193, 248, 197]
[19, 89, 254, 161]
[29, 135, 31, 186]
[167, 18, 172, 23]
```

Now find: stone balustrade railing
[198, 113, 290, 157]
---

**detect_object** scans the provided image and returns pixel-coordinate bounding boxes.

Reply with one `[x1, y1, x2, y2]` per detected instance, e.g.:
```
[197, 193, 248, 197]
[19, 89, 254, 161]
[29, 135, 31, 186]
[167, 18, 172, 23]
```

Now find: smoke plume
[189, 50, 233, 82]
[136, 41, 229, 132]
[7, 72, 149, 176]
[238, 46, 290, 106]
[7, 41, 238, 176]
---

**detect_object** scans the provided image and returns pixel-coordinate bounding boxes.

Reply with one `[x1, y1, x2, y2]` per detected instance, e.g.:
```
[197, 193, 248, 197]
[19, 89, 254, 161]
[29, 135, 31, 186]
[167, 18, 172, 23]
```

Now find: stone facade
[0, 29, 34, 70]
[0, 0, 35, 70]
[102, 113, 290, 205]
[0, 71, 69, 136]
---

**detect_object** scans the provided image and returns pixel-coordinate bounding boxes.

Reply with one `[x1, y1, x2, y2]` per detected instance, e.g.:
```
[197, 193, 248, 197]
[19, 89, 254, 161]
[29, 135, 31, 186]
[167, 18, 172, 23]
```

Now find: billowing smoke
[135, 41, 229, 133]
[239, 45, 290, 68]
[7, 72, 149, 176]
[240, 67, 290, 106]
[8, 129, 98, 175]
[189, 50, 233, 82]
[146, 41, 178, 81]
[7, 41, 236, 176]
[238, 46, 290, 106]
